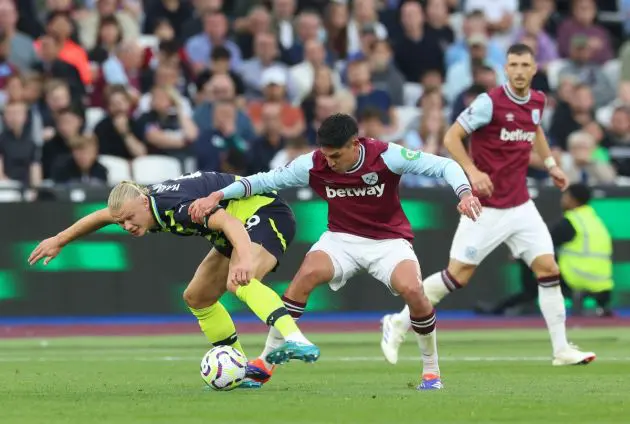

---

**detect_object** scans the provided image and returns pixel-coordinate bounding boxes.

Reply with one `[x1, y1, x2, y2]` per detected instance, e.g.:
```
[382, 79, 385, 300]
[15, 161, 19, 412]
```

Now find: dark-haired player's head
[317, 113, 361, 173]
[504, 43, 537, 92]
[561, 183, 592, 211]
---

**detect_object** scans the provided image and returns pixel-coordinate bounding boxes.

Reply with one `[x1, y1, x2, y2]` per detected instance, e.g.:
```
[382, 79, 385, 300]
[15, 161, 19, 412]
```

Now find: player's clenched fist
[457, 193, 483, 222]
[189, 191, 224, 224]
[468, 169, 494, 197]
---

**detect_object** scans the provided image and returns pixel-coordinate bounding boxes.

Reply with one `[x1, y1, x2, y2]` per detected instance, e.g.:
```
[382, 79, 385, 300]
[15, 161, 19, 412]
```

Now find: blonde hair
[107, 181, 149, 213]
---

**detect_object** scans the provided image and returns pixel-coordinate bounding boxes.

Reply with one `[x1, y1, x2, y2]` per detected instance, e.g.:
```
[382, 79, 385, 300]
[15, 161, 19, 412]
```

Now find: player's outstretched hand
[28, 236, 63, 266]
[549, 166, 569, 191]
[228, 259, 252, 287]
[189, 191, 224, 224]
[469, 169, 494, 197]
[458, 193, 483, 222]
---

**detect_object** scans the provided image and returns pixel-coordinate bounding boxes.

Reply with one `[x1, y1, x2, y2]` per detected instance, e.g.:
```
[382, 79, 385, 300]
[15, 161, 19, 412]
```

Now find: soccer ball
[200, 346, 247, 391]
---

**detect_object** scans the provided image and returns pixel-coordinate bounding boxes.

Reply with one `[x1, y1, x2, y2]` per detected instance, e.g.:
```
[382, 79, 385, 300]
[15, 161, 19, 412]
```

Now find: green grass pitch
[0, 328, 628, 423]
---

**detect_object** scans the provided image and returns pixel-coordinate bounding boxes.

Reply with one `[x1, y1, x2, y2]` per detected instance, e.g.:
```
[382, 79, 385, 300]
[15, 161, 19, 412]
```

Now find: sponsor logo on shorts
[499, 128, 535, 143]
[325, 184, 385, 198]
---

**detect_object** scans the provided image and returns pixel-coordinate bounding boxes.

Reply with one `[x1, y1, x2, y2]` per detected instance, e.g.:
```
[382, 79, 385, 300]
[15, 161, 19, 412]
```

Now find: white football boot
[380, 314, 407, 364]
[552, 343, 596, 366]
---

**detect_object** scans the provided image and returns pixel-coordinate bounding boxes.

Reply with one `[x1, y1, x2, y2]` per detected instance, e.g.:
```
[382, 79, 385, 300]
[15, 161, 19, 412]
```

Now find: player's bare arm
[204, 208, 254, 286]
[444, 121, 494, 197]
[534, 126, 569, 191]
[28, 208, 115, 266]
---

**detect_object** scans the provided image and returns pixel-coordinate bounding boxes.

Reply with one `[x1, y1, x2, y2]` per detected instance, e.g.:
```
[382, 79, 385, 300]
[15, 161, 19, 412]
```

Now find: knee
[396, 279, 424, 302]
[183, 287, 219, 310]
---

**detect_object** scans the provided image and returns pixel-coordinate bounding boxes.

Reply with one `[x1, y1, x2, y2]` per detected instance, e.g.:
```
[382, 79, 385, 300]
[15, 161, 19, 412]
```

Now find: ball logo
[361, 172, 379, 186]
[400, 148, 421, 161]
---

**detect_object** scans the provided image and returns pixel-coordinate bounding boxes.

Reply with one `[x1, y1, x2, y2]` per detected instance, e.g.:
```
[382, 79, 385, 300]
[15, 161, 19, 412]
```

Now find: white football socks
[415, 330, 440, 375]
[538, 285, 569, 355]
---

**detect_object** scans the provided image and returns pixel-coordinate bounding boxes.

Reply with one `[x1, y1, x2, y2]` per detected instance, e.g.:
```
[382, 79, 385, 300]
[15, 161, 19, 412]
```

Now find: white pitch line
[0, 356, 628, 363]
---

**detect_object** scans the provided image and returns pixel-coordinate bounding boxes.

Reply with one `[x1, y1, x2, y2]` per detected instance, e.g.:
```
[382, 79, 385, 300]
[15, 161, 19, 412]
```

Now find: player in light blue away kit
[190, 115, 481, 390]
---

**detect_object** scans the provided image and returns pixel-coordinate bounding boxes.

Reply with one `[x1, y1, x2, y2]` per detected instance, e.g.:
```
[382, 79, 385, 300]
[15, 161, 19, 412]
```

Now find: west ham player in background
[380, 44, 596, 367]
[190, 114, 482, 390]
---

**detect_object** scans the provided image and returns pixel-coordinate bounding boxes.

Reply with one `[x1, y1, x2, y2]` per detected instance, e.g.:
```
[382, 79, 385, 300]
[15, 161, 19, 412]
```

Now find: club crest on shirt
[531, 109, 541, 125]
[361, 172, 379, 185]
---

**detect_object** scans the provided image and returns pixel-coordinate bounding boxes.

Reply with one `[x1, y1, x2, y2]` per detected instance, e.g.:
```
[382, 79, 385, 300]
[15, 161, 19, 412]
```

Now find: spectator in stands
[34, 34, 85, 101]
[234, 5, 272, 60]
[78, 0, 139, 51]
[606, 106, 630, 177]
[419, 86, 446, 114]
[1, 75, 44, 146]
[135, 85, 198, 157]
[87, 15, 123, 65]
[181, 0, 224, 42]
[358, 107, 386, 139]
[324, 0, 349, 60]
[557, 0, 613, 65]
[51, 135, 108, 185]
[550, 83, 597, 151]
[445, 33, 505, 103]
[35, 12, 91, 86]
[561, 130, 616, 185]
[347, 0, 387, 57]
[0, 101, 41, 186]
[291, 39, 340, 103]
[281, 10, 325, 66]
[268, 135, 311, 169]
[42, 106, 83, 179]
[197, 46, 246, 104]
[193, 74, 256, 140]
[530, 0, 563, 37]
[518, 33, 551, 93]
[185, 10, 242, 73]
[195, 100, 249, 173]
[348, 23, 378, 63]
[239, 32, 288, 100]
[94, 85, 147, 159]
[101, 40, 144, 101]
[41, 79, 81, 137]
[141, 40, 194, 96]
[305, 95, 339, 144]
[404, 107, 448, 156]
[394, 1, 444, 83]
[347, 59, 395, 128]
[514, 10, 558, 69]
[143, 0, 194, 39]
[137, 63, 193, 118]
[0, 32, 20, 97]
[464, 0, 520, 51]
[425, 0, 455, 49]
[271, 0, 298, 52]
[445, 10, 505, 68]
[558, 35, 616, 108]
[450, 65, 498, 123]
[248, 67, 305, 138]
[300, 65, 337, 124]
[0, 1, 38, 72]
[368, 40, 404, 107]
[248, 102, 286, 174]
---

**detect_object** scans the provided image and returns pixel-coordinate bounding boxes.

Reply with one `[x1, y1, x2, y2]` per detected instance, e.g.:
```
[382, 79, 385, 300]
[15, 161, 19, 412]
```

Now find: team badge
[465, 247, 478, 261]
[361, 172, 379, 185]
[531, 109, 541, 125]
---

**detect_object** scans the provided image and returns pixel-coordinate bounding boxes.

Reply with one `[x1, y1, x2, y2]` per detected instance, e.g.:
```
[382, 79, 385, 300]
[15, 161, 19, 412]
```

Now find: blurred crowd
[0, 0, 629, 191]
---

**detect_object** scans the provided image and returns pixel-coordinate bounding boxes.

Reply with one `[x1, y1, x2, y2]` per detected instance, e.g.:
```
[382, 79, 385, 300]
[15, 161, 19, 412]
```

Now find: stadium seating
[99, 155, 133, 185]
[131, 155, 182, 185]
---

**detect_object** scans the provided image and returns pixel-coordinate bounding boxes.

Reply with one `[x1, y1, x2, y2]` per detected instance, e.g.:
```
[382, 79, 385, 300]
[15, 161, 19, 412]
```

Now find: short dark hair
[317, 113, 359, 148]
[567, 183, 592, 206]
[211, 46, 231, 61]
[467, 84, 487, 97]
[159, 40, 180, 56]
[507, 43, 535, 57]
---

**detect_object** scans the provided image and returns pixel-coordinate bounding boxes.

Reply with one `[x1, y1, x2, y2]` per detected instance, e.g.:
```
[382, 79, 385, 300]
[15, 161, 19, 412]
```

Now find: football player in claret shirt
[190, 113, 482, 390]
[28, 172, 320, 389]
[380, 43, 596, 367]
